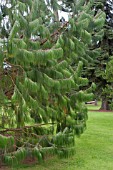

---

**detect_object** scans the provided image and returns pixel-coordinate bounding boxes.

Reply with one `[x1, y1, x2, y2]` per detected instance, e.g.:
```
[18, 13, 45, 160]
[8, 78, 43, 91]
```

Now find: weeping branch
[0, 123, 56, 133]
[40, 21, 69, 45]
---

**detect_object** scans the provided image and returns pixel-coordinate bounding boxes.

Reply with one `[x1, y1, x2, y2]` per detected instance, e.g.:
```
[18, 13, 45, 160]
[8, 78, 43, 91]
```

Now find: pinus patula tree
[0, 0, 105, 166]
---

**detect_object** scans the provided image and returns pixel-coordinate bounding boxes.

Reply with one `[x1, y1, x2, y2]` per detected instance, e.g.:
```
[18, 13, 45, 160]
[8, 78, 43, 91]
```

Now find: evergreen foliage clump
[83, 0, 113, 110]
[0, 0, 105, 165]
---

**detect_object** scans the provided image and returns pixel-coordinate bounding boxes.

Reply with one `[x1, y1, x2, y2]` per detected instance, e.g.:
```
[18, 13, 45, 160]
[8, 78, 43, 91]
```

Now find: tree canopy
[83, 0, 113, 110]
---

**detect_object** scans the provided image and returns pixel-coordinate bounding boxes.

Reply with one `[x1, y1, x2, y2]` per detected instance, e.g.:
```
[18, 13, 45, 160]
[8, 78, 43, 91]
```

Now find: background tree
[83, 0, 113, 110]
[100, 0, 113, 110]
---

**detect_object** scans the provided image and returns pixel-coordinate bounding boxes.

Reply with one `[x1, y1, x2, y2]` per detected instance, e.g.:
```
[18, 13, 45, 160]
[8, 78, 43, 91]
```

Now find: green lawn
[13, 104, 113, 170]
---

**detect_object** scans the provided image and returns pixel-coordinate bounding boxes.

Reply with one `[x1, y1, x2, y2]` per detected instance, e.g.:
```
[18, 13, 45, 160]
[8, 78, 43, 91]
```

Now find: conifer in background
[99, 0, 113, 110]
[83, 0, 113, 110]
[0, 0, 105, 165]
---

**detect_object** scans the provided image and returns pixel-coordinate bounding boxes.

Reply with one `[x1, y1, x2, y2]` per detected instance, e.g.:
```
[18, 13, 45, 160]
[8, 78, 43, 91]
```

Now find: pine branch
[5, 61, 25, 74]
[40, 21, 69, 45]
[4, 88, 14, 97]
[0, 123, 56, 133]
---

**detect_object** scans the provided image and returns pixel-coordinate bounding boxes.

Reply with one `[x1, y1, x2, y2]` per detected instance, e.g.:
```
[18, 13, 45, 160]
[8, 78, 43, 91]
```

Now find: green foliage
[4, 147, 26, 165]
[0, 0, 106, 166]
[0, 135, 14, 149]
[105, 59, 113, 82]
[84, 0, 113, 109]
[33, 147, 43, 162]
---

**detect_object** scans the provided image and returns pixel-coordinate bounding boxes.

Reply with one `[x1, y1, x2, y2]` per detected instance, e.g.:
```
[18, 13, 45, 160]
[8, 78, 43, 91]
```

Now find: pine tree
[83, 0, 113, 110]
[0, 0, 105, 165]
[100, 0, 113, 110]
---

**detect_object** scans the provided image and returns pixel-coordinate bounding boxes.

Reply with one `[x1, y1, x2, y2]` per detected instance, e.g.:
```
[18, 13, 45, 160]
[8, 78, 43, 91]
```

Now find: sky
[59, 10, 69, 21]
[0, 0, 69, 21]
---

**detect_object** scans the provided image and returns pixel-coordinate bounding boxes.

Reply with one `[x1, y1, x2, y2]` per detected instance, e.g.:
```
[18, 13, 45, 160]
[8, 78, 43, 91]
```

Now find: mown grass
[12, 103, 113, 170]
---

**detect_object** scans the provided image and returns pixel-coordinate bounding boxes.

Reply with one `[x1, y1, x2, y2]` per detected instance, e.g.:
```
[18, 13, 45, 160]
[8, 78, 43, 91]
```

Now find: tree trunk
[54, 10, 59, 22]
[100, 98, 110, 110]
[95, 99, 97, 106]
